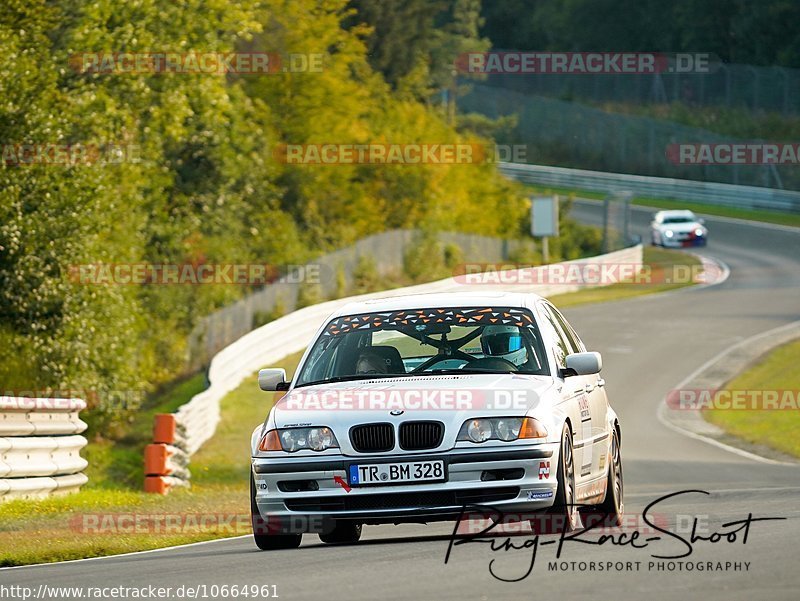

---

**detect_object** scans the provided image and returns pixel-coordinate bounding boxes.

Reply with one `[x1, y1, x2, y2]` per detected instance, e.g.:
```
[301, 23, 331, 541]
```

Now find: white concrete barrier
[0, 397, 87, 437]
[154, 245, 643, 485]
[0, 435, 88, 478]
[0, 397, 89, 500]
[1, 473, 89, 498]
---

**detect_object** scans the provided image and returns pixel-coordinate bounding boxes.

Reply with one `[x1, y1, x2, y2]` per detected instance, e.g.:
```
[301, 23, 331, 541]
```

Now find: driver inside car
[355, 352, 389, 375]
[479, 325, 529, 367]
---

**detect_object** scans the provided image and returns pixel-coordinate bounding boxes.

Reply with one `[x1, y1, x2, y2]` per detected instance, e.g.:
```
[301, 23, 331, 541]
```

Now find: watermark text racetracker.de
[452, 262, 724, 287]
[70, 510, 326, 538]
[0, 584, 279, 600]
[2, 143, 140, 166]
[71, 512, 255, 536]
[666, 143, 800, 165]
[1, 389, 145, 412]
[666, 389, 800, 411]
[272, 143, 527, 165]
[272, 388, 543, 412]
[70, 51, 322, 75]
[456, 52, 718, 75]
[69, 263, 328, 286]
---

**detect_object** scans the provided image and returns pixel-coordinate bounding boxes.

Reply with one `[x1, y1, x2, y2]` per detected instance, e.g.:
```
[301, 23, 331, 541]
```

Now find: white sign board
[531, 196, 559, 237]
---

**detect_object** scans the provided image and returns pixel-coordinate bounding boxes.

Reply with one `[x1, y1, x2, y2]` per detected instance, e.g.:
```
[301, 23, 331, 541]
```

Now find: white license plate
[349, 460, 445, 486]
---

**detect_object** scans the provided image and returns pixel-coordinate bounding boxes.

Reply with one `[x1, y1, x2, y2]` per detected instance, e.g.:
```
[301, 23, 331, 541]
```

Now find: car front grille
[399, 421, 444, 451]
[284, 487, 520, 512]
[350, 423, 395, 453]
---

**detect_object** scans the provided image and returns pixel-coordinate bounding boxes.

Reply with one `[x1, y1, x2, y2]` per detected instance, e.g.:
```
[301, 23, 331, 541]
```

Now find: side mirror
[259, 368, 289, 391]
[564, 352, 602, 376]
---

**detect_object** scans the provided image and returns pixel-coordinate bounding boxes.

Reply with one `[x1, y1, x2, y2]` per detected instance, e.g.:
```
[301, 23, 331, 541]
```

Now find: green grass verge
[526, 184, 800, 228]
[704, 339, 800, 458]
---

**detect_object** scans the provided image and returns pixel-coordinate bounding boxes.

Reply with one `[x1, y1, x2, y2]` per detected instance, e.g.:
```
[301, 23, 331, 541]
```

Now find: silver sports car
[250, 291, 623, 549]
[650, 209, 708, 247]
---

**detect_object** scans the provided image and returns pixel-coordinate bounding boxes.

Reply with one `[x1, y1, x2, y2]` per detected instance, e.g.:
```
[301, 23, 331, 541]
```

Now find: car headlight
[457, 417, 547, 443]
[664, 230, 674, 238]
[495, 418, 522, 441]
[463, 418, 494, 443]
[307, 427, 335, 450]
[694, 228, 705, 236]
[259, 427, 339, 452]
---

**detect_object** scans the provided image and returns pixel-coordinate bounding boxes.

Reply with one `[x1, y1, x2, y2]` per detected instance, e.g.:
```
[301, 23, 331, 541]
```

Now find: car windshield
[662, 216, 695, 224]
[294, 306, 550, 386]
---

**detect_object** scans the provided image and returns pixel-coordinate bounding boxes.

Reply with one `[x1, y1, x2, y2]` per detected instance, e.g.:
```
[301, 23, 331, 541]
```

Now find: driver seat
[368, 346, 406, 374]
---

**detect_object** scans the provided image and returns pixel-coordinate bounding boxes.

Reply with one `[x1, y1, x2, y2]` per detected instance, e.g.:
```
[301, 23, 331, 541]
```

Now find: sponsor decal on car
[538, 461, 550, 480]
[526, 490, 554, 501]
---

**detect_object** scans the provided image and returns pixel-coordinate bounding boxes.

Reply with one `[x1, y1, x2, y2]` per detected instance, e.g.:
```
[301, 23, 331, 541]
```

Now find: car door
[536, 302, 593, 482]
[546, 303, 609, 482]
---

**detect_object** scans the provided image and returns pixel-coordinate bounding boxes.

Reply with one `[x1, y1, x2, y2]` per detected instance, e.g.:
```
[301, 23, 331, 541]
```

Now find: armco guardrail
[500, 162, 800, 213]
[0, 397, 89, 500]
[145, 245, 643, 493]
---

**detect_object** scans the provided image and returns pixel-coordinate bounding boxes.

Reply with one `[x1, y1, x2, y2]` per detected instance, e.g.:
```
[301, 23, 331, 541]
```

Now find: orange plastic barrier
[153, 414, 176, 445]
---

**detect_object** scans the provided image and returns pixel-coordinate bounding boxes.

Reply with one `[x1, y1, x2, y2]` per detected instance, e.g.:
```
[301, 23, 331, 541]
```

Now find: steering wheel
[410, 349, 474, 373]
[466, 357, 519, 372]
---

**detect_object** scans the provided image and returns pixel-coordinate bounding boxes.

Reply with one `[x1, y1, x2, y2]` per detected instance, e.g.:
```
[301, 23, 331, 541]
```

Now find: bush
[0, 0, 530, 432]
[296, 282, 325, 309]
[403, 231, 445, 282]
[352, 256, 380, 294]
[252, 299, 287, 329]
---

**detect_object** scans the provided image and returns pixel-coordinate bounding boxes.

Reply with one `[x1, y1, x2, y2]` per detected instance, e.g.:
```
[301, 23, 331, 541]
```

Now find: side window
[546, 304, 584, 353]
[537, 304, 570, 368]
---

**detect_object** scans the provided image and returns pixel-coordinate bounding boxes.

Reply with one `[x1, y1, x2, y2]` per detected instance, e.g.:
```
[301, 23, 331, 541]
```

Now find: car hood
[269, 373, 556, 452]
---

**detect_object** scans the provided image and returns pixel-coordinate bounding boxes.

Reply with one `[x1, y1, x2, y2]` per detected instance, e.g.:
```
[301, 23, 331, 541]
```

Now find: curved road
[4, 204, 800, 600]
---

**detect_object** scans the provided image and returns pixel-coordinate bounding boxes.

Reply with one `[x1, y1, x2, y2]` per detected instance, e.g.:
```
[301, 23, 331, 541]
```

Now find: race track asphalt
[3, 202, 799, 601]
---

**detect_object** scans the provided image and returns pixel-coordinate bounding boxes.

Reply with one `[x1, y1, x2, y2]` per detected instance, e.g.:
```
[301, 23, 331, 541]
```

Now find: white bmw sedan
[650, 209, 708, 247]
[250, 292, 623, 549]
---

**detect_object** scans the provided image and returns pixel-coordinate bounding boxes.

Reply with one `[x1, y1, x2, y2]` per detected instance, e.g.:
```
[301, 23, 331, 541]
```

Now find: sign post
[531, 195, 559, 263]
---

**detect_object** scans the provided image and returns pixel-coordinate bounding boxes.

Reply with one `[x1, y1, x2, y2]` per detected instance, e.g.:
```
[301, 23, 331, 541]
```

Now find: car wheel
[585, 427, 624, 528]
[532, 424, 579, 534]
[319, 521, 362, 545]
[250, 474, 302, 550]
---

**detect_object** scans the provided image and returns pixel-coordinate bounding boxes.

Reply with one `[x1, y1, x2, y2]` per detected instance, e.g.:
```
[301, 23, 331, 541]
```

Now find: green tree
[0, 0, 531, 433]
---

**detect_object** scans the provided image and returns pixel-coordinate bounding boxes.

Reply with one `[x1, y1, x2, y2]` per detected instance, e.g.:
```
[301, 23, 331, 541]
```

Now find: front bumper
[660, 233, 707, 247]
[252, 445, 560, 533]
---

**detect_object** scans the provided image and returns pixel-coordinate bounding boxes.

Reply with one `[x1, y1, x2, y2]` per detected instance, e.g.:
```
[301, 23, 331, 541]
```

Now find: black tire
[319, 521, 362, 545]
[597, 426, 624, 526]
[532, 424, 579, 534]
[250, 474, 302, 550]
[581, 426, 623, 528]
